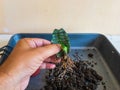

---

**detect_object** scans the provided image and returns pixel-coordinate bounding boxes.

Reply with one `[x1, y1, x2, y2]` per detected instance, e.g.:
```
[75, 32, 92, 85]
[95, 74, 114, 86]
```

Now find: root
[57, 55, 75, 79]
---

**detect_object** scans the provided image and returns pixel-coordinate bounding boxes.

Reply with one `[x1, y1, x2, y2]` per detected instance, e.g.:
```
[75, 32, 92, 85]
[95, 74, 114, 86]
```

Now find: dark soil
[41, 53, 104, 90]
[88, 53, 94, 58]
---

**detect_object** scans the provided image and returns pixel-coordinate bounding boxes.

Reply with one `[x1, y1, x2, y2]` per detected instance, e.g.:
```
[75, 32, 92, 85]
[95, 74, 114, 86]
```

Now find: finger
[44, 56, 61, 63]
[20, 38, 51, 48]
[32, 62, 56, 77]
[40, 62, 56, 69]
[35, 44, 61, 61]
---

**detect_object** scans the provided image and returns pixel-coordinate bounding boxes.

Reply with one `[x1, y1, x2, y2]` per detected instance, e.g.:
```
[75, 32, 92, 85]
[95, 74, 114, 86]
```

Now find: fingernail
[56, 44, 61, 47]
[55, 44, 61, 50]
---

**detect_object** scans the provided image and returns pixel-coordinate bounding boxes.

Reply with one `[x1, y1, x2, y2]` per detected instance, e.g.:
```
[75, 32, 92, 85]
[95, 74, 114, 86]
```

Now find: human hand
[0, 38, 61, 90]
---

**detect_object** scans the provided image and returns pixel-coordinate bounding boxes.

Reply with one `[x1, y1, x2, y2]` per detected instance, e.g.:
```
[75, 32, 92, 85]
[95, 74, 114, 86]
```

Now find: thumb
[35, 44, 61, 62]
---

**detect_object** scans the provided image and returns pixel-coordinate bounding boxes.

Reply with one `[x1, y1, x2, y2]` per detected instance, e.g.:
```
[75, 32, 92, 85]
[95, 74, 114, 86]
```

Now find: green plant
[51, 28, 70, 58]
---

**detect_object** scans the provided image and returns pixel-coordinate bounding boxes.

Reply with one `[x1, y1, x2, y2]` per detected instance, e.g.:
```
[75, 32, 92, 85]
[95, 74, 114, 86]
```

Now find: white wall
[0, 0, 4, 33]
[0, 0, 120, 34]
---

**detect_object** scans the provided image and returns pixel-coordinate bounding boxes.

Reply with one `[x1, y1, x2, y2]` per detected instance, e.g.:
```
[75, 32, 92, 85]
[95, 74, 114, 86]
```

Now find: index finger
[34, 44, 61, 61]
[21, 38, 51, 48]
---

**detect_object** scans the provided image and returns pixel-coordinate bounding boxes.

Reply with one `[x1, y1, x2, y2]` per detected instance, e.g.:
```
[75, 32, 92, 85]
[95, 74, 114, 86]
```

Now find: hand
[0, 38, 61, 90]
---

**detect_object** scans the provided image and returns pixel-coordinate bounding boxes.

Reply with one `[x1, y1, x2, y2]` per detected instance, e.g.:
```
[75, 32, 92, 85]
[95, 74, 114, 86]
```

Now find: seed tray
[0, 33, 120, 90]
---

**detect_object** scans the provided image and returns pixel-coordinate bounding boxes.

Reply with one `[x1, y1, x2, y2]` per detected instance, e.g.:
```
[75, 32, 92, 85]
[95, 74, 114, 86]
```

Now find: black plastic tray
[0, 33, 120, 90]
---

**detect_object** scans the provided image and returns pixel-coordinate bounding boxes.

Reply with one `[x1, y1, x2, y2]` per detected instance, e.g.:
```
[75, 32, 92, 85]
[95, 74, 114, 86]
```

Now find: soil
[88, 53, 94, 58]
[40, 53, 105, 90]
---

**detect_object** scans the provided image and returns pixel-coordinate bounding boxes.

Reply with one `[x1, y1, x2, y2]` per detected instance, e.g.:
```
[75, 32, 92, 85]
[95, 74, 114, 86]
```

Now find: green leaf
[51, 28, 70, 58]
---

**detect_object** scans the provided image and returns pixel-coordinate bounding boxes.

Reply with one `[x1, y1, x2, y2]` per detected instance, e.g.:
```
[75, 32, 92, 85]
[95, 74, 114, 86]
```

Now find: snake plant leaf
[51, 28, 70, 58]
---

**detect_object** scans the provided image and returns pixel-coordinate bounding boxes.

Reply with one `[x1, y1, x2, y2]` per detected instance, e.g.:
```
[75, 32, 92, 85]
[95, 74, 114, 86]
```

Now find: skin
[0, 38, 61, 90]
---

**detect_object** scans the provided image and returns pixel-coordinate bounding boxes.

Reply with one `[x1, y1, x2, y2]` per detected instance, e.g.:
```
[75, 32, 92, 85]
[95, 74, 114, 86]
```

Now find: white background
[0, 0, 120, 34]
